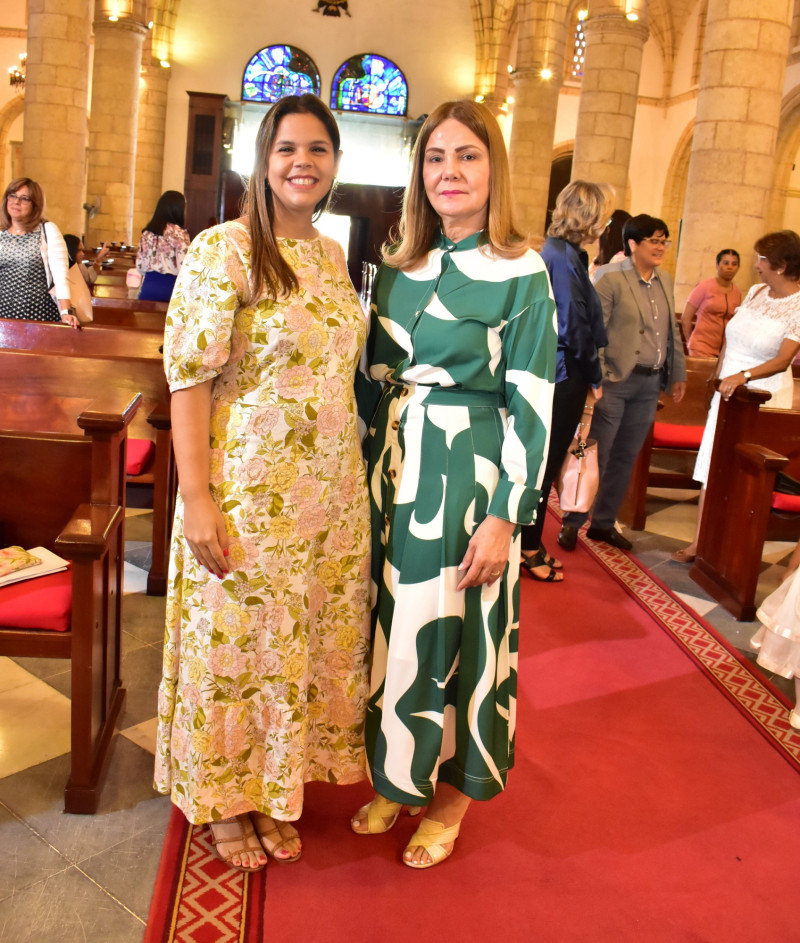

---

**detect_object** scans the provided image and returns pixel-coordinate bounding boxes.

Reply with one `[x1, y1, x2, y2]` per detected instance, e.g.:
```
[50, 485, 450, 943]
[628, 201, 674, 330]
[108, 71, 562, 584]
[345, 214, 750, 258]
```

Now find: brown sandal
[208, 815, 267, 872]
[250, 812, 302, 862]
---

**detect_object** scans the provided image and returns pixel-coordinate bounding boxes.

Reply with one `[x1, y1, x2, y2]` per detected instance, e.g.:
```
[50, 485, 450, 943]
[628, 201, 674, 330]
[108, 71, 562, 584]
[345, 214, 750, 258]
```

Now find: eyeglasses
[756, 254, 768, 261]
[641, 238, 671, 248]
[7, 194, 32, 204]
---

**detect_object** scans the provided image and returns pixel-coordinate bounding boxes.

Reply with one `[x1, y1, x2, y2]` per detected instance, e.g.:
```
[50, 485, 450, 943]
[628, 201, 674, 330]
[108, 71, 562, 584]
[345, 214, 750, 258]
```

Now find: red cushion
[127, 438, 155, 476]
[0, 569, 72, 632]
[772, 492, 800, 513]
[652, 422, 704, 450]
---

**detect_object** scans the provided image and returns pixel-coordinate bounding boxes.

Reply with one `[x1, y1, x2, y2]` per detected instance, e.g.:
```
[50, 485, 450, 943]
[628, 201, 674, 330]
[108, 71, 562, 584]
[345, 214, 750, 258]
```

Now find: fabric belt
[631, 364, 663, 376]
[385, 383, 505, 408]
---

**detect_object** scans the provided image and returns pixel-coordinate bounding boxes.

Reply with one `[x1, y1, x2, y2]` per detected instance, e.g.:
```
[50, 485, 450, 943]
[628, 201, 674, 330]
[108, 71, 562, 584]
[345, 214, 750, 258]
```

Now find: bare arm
[680, 301, 697, 344]
[171, 381, 229, 576]
[718, 337, 800, 400]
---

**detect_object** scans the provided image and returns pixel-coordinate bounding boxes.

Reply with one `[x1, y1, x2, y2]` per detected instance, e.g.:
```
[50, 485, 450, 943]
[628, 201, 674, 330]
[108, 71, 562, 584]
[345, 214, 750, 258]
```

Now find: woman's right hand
[182, 492, 229, 577]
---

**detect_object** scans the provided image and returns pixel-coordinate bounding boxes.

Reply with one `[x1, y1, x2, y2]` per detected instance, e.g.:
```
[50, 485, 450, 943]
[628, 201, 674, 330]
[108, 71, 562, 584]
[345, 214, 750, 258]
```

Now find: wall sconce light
[624, 0, 639, 20]
[159, 60, 171, 69]
[8, 52, 26, 91]
[541, 67, 553, 80]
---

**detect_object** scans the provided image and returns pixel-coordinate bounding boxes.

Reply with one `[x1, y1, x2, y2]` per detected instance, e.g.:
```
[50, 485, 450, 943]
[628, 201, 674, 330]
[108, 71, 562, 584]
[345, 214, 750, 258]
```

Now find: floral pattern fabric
[155, 221, 371, 824]
[136, 222, 191, 275]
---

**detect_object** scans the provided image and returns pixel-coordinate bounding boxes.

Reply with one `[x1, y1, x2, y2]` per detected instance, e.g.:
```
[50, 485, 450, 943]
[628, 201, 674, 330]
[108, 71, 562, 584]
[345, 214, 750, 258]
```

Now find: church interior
[1, 0, 799, 939]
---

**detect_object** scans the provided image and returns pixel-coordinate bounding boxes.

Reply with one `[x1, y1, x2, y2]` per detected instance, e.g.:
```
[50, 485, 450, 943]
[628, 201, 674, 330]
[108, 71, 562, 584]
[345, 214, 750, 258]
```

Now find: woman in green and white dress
[352, 101, 556, 868]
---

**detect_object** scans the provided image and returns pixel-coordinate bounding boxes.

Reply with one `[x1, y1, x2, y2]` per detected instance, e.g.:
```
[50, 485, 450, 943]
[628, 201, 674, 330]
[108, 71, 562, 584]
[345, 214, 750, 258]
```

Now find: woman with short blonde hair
[520, 180, 613, 580]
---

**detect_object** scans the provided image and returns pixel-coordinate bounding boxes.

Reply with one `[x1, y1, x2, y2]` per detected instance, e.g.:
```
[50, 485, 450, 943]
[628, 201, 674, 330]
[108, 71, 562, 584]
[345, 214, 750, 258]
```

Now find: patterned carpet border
[565, 518, 800, 775]
[144, 811, 266, 943]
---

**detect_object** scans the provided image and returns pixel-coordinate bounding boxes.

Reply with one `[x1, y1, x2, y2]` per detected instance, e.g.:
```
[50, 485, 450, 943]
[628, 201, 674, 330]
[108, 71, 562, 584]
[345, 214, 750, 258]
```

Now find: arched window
[330, 53, 408, 116]
[569, 9, 588, 81]
[242, 45, 321, 104]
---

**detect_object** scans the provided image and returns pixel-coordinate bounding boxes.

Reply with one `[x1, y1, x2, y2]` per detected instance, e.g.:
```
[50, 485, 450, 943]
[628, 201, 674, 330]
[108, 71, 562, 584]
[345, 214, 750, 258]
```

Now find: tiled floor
[0, 497, 796, 942]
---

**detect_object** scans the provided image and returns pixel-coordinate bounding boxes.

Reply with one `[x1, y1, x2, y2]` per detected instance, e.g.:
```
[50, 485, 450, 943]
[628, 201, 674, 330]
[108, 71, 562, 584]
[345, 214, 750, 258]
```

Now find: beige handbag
[556, 431, 599, 514]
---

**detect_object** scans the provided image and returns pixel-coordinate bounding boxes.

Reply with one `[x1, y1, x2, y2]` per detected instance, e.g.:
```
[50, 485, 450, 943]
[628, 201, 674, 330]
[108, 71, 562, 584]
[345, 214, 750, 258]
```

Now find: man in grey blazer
[558, 214, 687, 550]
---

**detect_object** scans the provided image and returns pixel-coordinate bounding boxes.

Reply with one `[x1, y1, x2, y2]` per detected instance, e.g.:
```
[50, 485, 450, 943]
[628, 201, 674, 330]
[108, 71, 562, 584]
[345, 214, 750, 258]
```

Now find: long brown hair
[1, 177, 46, 232]
[244, 94, 340, 303]
[384, 100, 528, 270]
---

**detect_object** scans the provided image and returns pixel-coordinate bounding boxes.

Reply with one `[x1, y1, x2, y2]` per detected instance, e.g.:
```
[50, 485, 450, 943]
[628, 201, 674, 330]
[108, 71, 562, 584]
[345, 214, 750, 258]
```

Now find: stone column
[674, 0, 792, 306]
[22, 0, 92, 234]
[133, 32, 171, 236]
[86, 2, 147, 246]
[570, 2, 649, 203]
[508, 0, 567, 237]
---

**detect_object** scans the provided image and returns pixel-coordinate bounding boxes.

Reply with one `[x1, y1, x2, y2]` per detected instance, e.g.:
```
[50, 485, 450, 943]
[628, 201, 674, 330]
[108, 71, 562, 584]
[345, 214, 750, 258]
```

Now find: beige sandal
[250, 812, 302, 862]
[403, 817, 461, 870]
[208, 815, 267, 872]
[351, 794, 423, 834]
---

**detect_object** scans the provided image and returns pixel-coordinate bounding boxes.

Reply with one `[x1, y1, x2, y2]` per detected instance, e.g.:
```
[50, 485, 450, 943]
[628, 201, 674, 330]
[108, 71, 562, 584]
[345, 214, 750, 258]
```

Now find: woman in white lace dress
[672, 230, 800, 563]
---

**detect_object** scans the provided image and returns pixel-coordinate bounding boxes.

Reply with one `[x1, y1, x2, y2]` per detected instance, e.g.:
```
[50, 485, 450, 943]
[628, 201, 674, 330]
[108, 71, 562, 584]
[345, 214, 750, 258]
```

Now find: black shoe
[586, 526, 633, 551]
[557, 524, 579, 551]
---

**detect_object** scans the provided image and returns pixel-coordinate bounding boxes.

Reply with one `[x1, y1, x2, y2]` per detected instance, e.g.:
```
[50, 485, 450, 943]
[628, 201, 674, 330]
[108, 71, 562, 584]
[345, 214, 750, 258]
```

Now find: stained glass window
[570, 11, 588, 80]
[330, 54, 408, 117]
[242, 45, 320, 104]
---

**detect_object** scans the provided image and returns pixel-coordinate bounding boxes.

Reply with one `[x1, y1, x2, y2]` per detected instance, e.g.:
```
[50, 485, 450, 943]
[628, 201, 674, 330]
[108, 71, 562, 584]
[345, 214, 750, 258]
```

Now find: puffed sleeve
[488, 252, 557, 525]
[163, 226, 247, 392]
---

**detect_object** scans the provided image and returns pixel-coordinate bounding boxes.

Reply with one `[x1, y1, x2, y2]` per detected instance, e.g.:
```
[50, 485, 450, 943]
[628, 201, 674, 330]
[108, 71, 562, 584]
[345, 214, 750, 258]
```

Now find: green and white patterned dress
[155, 222, 371, 824]
[361, 230, 556, 803]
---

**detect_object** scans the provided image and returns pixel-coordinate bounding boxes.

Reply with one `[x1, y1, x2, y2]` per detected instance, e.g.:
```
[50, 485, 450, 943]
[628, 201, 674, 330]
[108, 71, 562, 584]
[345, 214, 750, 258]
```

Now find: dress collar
[434, 229, 484, 253]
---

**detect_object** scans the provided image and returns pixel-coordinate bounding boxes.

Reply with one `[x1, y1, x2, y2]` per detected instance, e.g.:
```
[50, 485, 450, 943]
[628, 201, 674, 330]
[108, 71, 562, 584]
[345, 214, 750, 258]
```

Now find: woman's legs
[672, 487, 706, 561]
[403, 782, 471, 867]
[521, 369, 589, 578]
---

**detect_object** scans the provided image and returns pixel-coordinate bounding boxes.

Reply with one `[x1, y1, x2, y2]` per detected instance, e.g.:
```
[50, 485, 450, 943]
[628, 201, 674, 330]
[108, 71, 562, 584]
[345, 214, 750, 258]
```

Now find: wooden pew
[93, 283, 136, 300]
[0, 389, 140, 812]
[0, 320, 173, 595]
[618, 356, 715, 530]
[689, 386, 800, 620]
[89, 298, 167, 332]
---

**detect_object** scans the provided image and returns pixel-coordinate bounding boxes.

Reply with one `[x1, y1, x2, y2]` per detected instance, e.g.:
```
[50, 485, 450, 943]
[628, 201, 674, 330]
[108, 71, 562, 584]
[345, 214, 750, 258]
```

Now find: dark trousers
[521, 360, 590, 552]
[562, 370, 662, 532]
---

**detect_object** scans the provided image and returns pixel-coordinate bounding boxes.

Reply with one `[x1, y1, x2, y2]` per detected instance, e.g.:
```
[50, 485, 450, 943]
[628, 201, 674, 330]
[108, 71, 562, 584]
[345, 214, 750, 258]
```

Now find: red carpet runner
[145, 517, 800, 942]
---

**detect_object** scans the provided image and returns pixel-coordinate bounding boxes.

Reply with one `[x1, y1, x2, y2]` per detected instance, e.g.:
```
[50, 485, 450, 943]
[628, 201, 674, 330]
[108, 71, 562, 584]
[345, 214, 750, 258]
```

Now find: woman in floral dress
[351, 101, 556, 868]
[155, 95, 371, 872]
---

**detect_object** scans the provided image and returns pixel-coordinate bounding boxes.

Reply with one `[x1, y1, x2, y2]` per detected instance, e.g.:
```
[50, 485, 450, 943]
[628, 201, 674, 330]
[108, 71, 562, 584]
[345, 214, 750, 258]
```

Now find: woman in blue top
[520, 181, 611, 581]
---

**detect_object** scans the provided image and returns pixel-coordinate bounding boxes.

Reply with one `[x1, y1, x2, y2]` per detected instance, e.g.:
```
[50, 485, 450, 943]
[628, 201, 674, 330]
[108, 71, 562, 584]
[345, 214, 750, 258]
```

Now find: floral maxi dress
[155, 222, 371, 824]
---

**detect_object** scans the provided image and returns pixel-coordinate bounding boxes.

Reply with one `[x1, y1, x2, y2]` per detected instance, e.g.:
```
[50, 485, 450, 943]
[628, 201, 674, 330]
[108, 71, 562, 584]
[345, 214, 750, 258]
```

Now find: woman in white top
[672, 230, 800, 563]
[0, 177, 78, 328]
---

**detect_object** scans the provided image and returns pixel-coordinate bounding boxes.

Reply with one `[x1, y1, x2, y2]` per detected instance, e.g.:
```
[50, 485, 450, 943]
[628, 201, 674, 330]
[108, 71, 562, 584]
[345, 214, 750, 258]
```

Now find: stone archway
[767, 86, 800, 232]
[661, 118, 693, 283]
[0, 95, 25, 181]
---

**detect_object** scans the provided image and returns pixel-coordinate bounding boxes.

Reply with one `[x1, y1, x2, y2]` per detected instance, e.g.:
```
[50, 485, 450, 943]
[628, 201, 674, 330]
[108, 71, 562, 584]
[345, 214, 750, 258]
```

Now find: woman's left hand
[457, 515, 515, 590]
[60, 310, 80, 329]
[719, 372, 745, 400]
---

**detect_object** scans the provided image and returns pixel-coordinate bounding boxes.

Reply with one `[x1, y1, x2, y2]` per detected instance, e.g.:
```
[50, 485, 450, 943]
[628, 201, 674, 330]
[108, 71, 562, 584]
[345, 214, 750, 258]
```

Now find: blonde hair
[547, 180, 615, 244]
[383, 100, 528, 270]
[244, 95, 340, 303]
